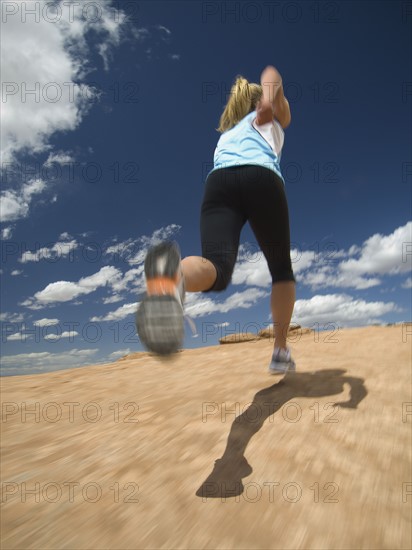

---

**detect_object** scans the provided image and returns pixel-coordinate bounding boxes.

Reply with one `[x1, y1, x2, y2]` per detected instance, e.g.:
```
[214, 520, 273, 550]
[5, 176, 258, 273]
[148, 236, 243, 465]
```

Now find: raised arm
[256, 65, 291, 129]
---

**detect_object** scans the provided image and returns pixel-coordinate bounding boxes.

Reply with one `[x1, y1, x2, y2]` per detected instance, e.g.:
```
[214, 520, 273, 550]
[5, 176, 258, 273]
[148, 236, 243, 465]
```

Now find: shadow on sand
[196, 368, 367, 499]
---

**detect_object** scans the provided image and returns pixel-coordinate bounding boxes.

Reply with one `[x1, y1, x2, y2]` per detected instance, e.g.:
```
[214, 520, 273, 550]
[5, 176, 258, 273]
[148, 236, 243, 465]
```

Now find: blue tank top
[209, 111, 285, 182]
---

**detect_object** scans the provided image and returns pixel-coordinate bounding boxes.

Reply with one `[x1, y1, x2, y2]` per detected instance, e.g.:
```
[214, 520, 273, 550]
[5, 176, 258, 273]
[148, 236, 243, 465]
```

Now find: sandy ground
[1, 325, 411, 549]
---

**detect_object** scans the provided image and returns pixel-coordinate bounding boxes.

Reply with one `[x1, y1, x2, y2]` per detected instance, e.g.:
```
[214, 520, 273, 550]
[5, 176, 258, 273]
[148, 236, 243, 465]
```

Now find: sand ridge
[1, 325, 411, 549]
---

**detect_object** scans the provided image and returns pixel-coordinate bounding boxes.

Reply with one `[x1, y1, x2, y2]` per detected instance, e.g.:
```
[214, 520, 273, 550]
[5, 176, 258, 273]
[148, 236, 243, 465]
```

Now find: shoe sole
[136, 242, 184, 356]
[136, 295, 184, 355]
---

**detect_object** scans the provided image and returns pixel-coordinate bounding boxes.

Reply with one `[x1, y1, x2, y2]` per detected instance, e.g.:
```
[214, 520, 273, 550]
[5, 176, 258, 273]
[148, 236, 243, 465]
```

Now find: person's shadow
[196, 369, 367, 499]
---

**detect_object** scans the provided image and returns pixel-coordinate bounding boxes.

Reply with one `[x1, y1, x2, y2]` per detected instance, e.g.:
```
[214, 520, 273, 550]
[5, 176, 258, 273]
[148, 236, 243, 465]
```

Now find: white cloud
[402, 277, 412, 289]
[298, 265, 381, 290]
[292, 294, 400, 327]
[110, 267, 144, 292]
[44, 331, 79, 341]
[19, 238, 78, 262]
[58, 231, 73, 240]
[24, 265, 122, 307]
[6, 331, 32, 342]
[0, 179, 47, 222]
[230, 223, 411, 293]
[33, 318, 60, 327]
[0, 312, 25, 323]
[104, 224, 181, 266]
[1, 226, 14, 239]
[11, 270, 22, 276]
[295, 223, 412, 291]
[102, 294, 124, 304]
[232, 249, 271, 287]
[232, 245, 315, 288]
[1, 0, 127, 164]
[185, 287, 269, 318]
[90, 302, 137, 322]
[339, 222, 412, 277]
[44, 152, 74, 166]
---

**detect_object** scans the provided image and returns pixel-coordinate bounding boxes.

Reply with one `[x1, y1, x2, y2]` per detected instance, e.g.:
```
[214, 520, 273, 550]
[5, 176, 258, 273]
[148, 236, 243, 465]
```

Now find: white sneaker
[268, 347, 296, 375]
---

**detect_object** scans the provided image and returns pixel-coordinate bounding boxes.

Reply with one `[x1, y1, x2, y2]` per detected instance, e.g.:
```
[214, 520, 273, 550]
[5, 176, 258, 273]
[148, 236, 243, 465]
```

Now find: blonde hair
[217, 76, 262, 133]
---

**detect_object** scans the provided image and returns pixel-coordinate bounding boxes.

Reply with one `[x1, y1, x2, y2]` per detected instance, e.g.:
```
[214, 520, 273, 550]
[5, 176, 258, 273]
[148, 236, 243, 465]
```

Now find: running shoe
[136, 241, 185, 356]
[268, 347, 296, 375]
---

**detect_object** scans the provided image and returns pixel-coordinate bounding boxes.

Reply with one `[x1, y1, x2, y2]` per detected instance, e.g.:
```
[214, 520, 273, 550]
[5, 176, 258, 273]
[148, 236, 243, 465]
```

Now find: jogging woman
[136, 65, 296, 374]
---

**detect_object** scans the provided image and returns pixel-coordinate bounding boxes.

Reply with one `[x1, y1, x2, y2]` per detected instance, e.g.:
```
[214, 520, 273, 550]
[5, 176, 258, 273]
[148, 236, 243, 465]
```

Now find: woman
[136, 65, 296, 374]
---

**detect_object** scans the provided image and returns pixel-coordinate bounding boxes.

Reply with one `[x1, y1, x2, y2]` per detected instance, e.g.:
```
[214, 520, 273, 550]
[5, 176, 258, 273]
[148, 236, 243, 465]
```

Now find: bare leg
[181, 256, 217, 292]
[271, 281, 295, 350]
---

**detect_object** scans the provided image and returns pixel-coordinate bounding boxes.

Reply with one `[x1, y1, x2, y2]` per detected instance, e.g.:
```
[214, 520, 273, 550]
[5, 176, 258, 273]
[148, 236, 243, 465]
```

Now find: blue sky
[1, 0, 411, 375]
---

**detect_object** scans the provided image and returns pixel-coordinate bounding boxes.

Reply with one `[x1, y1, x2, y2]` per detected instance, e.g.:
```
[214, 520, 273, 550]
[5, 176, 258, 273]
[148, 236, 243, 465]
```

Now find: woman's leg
[271, 281, 296, 349]
[241, 166, 296, 351]
[181, 256, 217, 292]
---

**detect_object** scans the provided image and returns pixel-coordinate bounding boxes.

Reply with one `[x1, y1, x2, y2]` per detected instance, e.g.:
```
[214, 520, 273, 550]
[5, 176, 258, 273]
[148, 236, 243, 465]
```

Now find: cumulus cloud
[102, 294, 124, 304]
[339, 222, 412, 277]
[22, 265, 122, 307]
[1, 226, 14, 239]
[90, 302, 138, 322]
[292, 294, 400, 327]
[0, 179, 47, 222]
[44, 152, 74, 166]
[1, 0, 127, 164]
[44, 331, 79, 341]
[221, 224, 411, 293]
[232, 244, 315, 288]
[0, 312, 25, 323]
[298, 265, 381, 290]
[33, 318, 60, 327]
[185, 287, 269, 318]
[91, 288, 268, 323]
[297, 222, 412, 290]
[6, 331, 32, 342]
[20, 237, 78, 263]
[402, 277, 412, 289]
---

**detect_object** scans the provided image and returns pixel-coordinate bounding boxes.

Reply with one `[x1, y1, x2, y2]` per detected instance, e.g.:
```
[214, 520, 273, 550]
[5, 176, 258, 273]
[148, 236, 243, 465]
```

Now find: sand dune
[1, 325, 411, 549]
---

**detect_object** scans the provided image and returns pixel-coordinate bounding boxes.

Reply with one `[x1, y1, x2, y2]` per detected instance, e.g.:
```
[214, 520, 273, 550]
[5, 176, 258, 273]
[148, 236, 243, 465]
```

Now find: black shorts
[200, 165, 295, 291]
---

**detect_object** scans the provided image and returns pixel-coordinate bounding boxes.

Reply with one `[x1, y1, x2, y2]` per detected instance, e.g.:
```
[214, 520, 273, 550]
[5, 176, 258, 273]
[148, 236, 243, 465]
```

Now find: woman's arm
[256, 66, 291, 129]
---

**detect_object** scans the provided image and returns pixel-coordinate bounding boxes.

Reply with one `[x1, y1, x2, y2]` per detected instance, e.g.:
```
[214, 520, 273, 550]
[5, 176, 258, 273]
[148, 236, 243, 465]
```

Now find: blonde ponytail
[217, 76, 262, 133]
